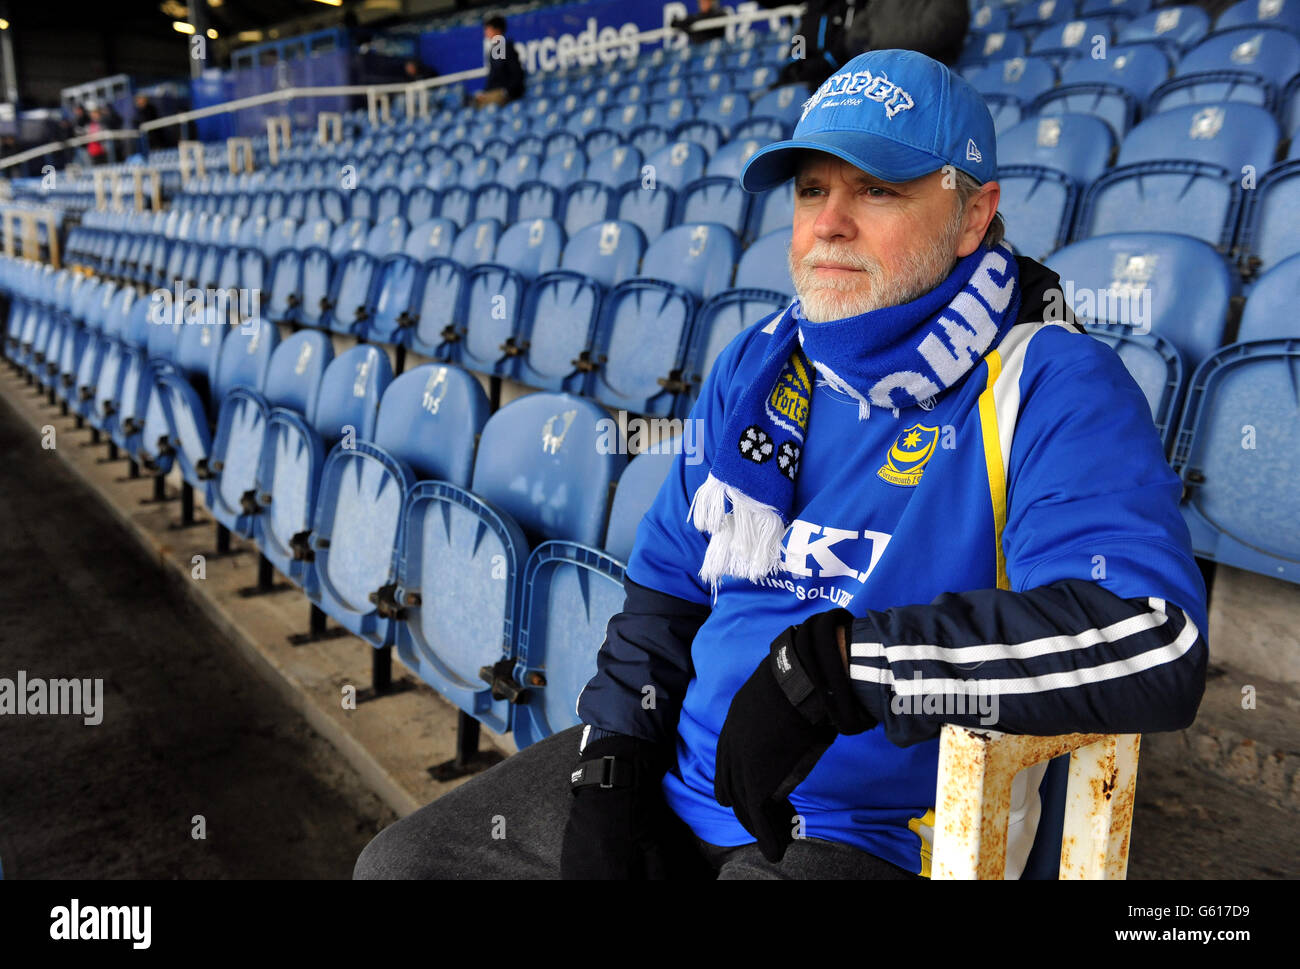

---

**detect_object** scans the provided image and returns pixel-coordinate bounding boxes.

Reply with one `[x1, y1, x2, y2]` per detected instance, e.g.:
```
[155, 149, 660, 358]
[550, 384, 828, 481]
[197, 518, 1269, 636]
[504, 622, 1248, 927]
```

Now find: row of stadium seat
[965, 0, 1300, 50]
[62, 215, 793, 418]
[0, 269, 677, 749]
[964, 28, 1300, 137]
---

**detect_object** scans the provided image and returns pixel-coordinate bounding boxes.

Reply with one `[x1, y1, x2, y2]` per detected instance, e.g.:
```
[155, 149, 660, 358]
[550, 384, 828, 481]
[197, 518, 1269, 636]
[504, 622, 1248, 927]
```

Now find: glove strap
[569, 755, 638, 791]
[771, 628, 830, 725]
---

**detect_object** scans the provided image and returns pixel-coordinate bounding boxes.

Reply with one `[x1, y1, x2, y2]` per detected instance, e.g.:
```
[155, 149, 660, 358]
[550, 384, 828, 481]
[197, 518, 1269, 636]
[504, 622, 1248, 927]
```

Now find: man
[474, 15, 526, 108]
[355, 49, 1208, 880]
[674, 0, 728, 45]
[134, 94, 163, 153]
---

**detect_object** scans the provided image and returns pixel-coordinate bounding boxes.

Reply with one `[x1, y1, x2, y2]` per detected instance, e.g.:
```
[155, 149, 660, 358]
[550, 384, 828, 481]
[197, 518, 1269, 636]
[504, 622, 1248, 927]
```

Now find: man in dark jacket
[474, 15, 526, 107]
[773, 0, 969, 89]
[354, 49, 1207, 881]
[675, 0, 728, 45]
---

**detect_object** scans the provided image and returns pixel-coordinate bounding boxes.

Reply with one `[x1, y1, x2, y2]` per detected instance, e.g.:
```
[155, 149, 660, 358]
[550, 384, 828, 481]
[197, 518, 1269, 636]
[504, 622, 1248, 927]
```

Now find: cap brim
[739, 130, 949, 193]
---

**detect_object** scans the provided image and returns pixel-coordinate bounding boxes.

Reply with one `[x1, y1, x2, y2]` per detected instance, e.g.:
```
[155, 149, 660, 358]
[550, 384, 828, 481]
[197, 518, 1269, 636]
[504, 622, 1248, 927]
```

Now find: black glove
[560, 734, 711, 880]
[714, 608, 877, 863]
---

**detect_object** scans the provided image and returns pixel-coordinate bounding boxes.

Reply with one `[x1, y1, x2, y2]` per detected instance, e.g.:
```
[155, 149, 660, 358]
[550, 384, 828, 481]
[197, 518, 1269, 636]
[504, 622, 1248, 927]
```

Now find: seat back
[472, 392, 625, 547]
[640, 222, 739, 300]
[560, 219, 647, 288]
[372, 363, 490, 486]
[451, 218, 501, 268]
[735, 227, 794, 294]
[213, 317, 280, 400]
[1047, 232, 1235, 364]
[312, 344, 392, 445]
[263, 329, 334, 421]
[404, 217, 458, 262]
[998, 114, 1116, 182]
[1237, 252, 1300, 342]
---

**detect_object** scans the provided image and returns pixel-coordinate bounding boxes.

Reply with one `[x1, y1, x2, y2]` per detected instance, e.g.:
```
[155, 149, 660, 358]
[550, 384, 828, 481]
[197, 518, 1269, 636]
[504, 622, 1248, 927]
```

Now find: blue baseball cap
[740, 49, 998, 193]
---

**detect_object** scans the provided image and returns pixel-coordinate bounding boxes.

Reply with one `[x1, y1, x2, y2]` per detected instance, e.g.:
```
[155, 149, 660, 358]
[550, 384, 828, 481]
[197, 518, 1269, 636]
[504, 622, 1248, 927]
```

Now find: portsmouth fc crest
[877, 423, 939, 487]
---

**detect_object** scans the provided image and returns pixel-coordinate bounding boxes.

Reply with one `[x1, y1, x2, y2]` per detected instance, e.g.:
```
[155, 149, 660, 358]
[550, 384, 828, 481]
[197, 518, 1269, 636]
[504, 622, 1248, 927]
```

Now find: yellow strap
[977, 350, 1010, 591]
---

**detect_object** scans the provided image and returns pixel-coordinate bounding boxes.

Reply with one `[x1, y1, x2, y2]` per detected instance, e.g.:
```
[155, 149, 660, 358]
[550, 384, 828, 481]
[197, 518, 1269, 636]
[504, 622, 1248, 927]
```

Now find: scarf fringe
[688, 472, 787, 590]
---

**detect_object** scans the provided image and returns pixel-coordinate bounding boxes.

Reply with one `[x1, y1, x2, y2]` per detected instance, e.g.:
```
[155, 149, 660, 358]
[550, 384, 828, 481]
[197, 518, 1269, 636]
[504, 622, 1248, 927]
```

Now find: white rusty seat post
[932, 726, 1141, 879]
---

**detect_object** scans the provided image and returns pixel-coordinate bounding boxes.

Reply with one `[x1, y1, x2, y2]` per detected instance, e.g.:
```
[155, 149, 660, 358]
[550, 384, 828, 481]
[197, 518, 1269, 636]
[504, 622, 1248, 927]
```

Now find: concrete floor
[0, 380, 401, 878]
[0, 364, 1295, 880]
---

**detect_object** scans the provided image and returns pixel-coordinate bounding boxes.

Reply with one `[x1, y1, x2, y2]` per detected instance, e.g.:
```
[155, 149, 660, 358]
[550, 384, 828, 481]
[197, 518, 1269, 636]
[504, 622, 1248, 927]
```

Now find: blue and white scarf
[689, 242, 1022, 589]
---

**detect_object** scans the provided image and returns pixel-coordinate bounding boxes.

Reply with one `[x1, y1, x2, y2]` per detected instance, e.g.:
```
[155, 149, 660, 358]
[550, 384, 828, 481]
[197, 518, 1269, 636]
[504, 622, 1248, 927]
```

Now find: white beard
[789, 206, 966, 323]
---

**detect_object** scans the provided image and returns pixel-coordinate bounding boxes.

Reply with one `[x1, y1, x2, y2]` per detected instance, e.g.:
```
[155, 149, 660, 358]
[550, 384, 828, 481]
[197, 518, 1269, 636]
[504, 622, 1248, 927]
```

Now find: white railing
[0, 6, 804, 174]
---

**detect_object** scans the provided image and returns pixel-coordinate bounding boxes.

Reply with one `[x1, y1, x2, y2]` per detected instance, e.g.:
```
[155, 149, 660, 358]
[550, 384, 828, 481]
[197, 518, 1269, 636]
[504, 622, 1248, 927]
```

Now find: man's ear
[955, 181, 1001, 258]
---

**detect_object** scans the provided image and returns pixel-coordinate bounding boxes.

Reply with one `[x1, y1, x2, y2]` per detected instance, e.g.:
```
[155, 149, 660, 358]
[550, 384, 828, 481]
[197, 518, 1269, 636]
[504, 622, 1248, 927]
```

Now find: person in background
[85, 105, 108, 167]
[474, 15, 525, 107]
[134, 94, 163, 154]
[768, 0, 968, 90]
[675, 0, 728, 45]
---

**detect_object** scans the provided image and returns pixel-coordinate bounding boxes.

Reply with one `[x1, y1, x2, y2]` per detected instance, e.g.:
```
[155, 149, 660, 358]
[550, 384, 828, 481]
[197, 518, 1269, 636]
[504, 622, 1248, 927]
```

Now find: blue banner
[419, 0, 783, 89]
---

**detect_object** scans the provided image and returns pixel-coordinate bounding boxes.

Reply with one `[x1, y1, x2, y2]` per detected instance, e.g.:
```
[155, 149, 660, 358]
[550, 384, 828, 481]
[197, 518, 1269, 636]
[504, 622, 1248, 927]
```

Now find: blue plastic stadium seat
[515, 219, 648, 392]
[253, 345, 391, 590]
[707, 137, 765, 179]
[1073, 102, 1281, 250]
[1081, 326, 1185, 453]
[539, 148, 587, 187]
[677, 227, 793, 416]
[461, 217, 566, 375]
[630, 123, 670, 157]
[497, 153, 541, 190]
[1238, 159, 1300, 276]
[960, 29, 1030, 65]
[1047, 231, 1237, 366]
[1031, 43, 1171, 138]
[1215, 0, 1300, 35]
[329, 217, 370, 258]
[393, 392, 625, 734]
[998, 114, 1116, 259]
[366, 216, 410, 257]
[1234, 252, 1300, 345]
[404, 217, 457, 262]
[967, 55, 1058, 103]
[1174, 338, 1300, 582]
[970, 2, 1013, 35]
[473, 183, 516, 225]
[438, 185, 476, 229]
[206, 329, 330, 540]
[1118, 5, 1211, 50]
[586, 222, 740, 416]
[512, 448, 677, 747]
[676, 176, 752, 237]
[643, 140, 709, 190]
[586, 145, 644, 190]
[407, 218, 501, 360]
[309, 364, 490, 648]
[696, 91, 751, 136]
[1013, 0, 1078, 29]
[1147, 26, 1300, 113]
[1030, 17, 1115, 62]
[750, 85, 810, 128]
[562, 181, 615, 236]
[406, 186, 438, 226]
[322, 251, 379, 335]
[746, 182, 795, 242]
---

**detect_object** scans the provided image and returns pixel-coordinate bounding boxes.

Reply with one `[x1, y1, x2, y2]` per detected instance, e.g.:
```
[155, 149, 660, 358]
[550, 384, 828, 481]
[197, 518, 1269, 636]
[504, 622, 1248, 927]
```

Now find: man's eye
[864, 186, 893, 197]
[797, 186, 823, 198]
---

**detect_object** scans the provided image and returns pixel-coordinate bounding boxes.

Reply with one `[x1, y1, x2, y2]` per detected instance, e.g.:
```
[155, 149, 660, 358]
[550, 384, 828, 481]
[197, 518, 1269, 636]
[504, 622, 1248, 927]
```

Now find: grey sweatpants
[353, 725, 923, 881]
